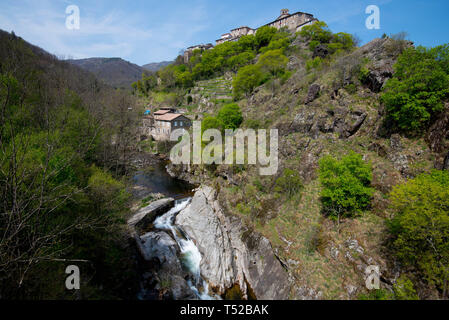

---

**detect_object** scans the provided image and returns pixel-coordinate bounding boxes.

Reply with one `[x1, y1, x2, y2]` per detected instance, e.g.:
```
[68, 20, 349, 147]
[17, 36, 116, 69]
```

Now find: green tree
[333, 32, 356, 51]
[201, 116, 222, 134]
[176, 71, 193, 88]
[88, 165, 129, 214]
[217, 103, 243, 130]
[255, 26, 278, 50]
[318, 151, 373, 220]
[299, 21, 333, 46]
[232, 64, 265, 99]
[227, 51, 255, 72]
[299, 22, 355, 54]
[158, 65, 176, 88]
[381, 45, 449, 133]
[237, 34, 257, 52]
[257, 49, 289, 77]
[389, 170, 449, 294]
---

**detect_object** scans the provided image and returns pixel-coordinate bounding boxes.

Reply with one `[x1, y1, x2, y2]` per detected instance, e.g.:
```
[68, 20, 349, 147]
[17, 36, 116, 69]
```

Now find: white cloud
[0, 0, 210, 64]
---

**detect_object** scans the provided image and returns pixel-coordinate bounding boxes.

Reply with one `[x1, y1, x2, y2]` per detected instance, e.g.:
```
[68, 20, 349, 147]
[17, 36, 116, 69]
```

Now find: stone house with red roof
[146, 108, 192, 141]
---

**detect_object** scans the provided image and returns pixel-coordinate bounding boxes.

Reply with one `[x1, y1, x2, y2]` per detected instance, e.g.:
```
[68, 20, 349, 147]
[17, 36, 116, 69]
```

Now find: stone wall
[230, 27, 255, 38]
[215, 10, 317, 46]
[267, 12, 315, 32]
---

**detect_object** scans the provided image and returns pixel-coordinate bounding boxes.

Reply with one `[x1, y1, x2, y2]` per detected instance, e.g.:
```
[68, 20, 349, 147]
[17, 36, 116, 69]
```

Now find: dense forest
[0, 30, 140, 299]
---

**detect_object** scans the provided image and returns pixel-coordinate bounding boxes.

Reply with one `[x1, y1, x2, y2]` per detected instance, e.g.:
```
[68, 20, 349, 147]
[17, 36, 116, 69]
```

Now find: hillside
[68, 57, 146, 89]
[142, 61, 172, 72]
[0, 29, 140, 299]
[140, 24, 449, 300]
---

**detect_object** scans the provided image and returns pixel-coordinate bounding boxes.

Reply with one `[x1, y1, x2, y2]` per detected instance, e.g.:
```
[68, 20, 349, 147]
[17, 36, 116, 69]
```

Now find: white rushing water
[154, 198, 219, 300]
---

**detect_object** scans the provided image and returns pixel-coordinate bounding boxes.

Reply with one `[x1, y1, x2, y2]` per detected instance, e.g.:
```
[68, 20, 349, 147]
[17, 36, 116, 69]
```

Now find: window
[174, 121, 178, 127]
[179, 121, 183, 126]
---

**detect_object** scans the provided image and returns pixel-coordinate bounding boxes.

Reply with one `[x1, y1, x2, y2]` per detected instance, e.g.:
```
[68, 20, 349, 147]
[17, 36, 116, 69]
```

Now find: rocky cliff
[128, 185, 294, 300]
[176, 186, 290, 299]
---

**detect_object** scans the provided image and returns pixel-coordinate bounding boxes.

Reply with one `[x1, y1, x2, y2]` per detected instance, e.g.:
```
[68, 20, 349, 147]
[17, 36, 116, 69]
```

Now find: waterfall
[153, 198, 219, 300]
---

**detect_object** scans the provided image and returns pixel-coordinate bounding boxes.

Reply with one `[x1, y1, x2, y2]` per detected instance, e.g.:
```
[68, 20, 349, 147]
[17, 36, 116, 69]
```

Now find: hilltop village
[184, 9, 318, 63]
[142, 8, 318, 142]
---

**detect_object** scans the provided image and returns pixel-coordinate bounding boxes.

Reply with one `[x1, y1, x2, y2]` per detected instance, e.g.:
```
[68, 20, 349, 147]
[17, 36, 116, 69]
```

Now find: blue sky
[1, 0, 448, 66]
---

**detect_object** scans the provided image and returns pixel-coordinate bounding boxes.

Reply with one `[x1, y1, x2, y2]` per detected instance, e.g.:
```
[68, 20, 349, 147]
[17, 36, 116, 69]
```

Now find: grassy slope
[166, 36, 440, 299]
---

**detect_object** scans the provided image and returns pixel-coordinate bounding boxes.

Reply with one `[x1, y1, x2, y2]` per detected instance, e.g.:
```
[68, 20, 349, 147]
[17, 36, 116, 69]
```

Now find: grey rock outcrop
[444, 151, 449, 171]
[426, 104, 449, 153]
[136, 231, 196, 300]
[128, 198, 174, 234]
[313, 44, 329, 59]
[358, 37, 413, 93]
[287, 108, 367, 139]
[138, 231, 179, 266]
[176, 186, 290, 299]
[305, 84, 320, 104]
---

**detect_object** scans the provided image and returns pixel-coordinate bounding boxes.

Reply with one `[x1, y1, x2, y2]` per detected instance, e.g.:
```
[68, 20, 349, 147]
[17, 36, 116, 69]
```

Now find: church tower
[278, 9, 290, 19]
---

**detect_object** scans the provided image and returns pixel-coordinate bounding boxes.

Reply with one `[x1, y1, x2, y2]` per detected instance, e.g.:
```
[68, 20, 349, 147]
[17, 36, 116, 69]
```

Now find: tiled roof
[230, 26, 253, 31]
[154, 110, 171, 115]
[155, 113, 183, 121]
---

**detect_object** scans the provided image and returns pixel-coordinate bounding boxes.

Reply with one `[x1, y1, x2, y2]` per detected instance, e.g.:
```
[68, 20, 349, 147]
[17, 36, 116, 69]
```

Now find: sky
[0, 0, 448, 66]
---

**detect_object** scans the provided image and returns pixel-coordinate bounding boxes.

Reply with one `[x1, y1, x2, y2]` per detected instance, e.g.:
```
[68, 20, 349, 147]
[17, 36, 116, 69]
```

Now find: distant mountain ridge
[142, 61, 172, 72]
[67, 57, 145, 89]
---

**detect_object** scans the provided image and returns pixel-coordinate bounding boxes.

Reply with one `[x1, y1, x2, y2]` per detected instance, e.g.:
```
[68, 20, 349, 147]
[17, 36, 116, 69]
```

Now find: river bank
[127, 152, 291, 300]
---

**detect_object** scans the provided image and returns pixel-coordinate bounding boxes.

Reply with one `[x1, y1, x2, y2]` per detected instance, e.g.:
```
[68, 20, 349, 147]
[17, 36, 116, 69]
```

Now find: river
[131, 158, 218, 300]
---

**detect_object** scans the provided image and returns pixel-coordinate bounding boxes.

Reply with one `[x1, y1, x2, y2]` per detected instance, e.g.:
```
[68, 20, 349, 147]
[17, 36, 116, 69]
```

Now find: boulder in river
[128, 198, 174, 234]
[137, 231, 196, 300]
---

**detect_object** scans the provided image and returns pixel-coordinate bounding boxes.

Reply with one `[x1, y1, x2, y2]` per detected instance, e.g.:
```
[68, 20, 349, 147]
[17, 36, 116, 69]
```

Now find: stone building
[151, 113, 192, 141]
[215, 9, 317, 45]
[216, 26, 256, 45]
[184, 43, 213, 63]
[142, 108, 192, 141]
[265, 9, 317, 32]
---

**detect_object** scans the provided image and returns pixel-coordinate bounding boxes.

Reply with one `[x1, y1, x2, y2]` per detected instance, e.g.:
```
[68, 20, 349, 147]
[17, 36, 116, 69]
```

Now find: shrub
[393, 275, 419, 300]
[228, 51, 256, 72]
[217, 103, 243, 130]
[381, 45, 449, 133]
[358, 289, 392, 300]
[232, 64, 264, 99]
[333, 32, 356, 49]
[345, 83, 357, 94]
[358, 66, 371, 83]
[274, 168, 303, 199]
[384, 32, 409, 57]
[299, 21, 333, 46]
[255, 26, 278, 50]
[306, 57, 323, 71]
[257, 49, 289, 77]
[299, 21, 355, 54]
[201, 116, 222, 134]
[389, 170, 449, 293]
[358, 275, 419, 300]
[318, 151, 373, 219]
[88, 165, 129, 214]
[244, 118, 262, 129]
